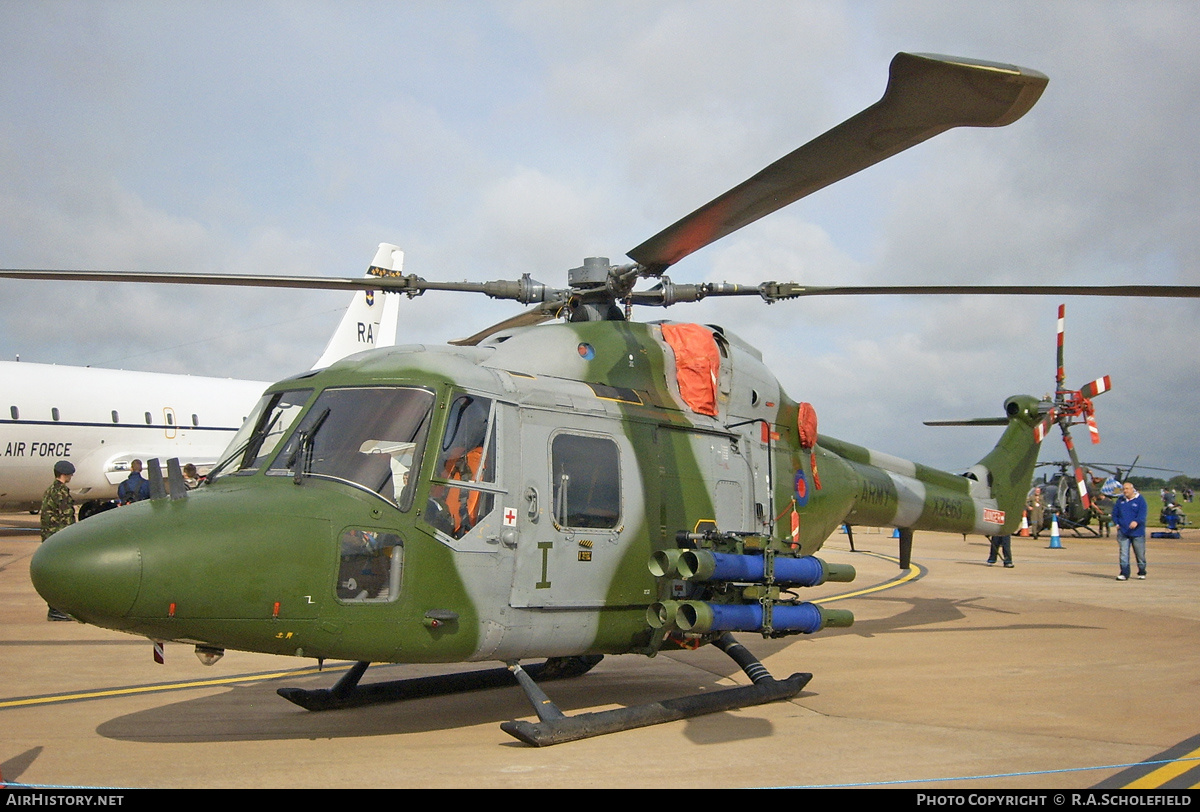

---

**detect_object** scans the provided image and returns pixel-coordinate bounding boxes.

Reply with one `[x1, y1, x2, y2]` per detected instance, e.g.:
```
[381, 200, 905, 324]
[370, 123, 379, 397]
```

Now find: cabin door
[510, 408, 632, 609]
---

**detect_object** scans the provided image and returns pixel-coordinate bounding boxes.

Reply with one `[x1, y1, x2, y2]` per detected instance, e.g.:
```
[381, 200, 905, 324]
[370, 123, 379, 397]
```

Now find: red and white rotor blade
[1056, 304, 1066, 390]
[1074, 466, 1092, 510]
[1033, 409, 1056, 443]
[1080, 375, 1112, 399]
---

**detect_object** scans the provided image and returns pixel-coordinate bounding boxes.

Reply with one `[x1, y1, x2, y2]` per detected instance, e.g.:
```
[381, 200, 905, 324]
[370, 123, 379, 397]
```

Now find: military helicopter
[1030, 458, 1183, 537]
[1090, 456, 1183, 485]
[11, 53, 1200, 747]
[1030, 461, 1102, 536]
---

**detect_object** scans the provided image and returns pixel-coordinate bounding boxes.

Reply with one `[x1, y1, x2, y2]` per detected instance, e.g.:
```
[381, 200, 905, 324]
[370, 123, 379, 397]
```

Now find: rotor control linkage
[500, 633, 811, 747]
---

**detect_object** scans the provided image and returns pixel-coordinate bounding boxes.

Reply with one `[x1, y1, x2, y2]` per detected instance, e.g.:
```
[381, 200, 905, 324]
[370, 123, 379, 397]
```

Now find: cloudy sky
[2, 1, 1197, 479]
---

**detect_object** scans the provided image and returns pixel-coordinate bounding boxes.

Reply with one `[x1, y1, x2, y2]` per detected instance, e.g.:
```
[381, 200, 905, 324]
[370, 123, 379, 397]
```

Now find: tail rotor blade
[1080, 375, 1112, 399]
[1033, 407, 1056, 443]
[1033, 419, 1052, 444]
[1073, 466, 1092, 510]
[1055, 304, 1066, 391]
[1059, 424, 1092, 510]
[1061, 422, 1079, 460]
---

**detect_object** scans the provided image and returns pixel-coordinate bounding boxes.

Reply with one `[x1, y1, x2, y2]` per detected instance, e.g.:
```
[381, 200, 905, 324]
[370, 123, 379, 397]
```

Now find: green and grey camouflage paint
[31, 320, 1045, 665]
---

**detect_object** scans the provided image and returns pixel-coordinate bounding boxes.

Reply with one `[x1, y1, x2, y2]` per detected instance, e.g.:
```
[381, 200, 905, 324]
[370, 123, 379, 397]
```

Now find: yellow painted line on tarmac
[1124, 746, 1200, 789]
[815, 550, 925, 604]
[0, 663, 353, 710]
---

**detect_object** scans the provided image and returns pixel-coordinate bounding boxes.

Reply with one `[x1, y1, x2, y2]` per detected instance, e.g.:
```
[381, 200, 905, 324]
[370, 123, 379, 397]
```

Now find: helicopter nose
[30, 524, 142, 623]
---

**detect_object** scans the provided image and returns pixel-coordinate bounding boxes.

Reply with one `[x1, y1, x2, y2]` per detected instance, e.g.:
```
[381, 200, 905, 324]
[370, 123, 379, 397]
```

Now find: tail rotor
[1035, 305, 1112, 511]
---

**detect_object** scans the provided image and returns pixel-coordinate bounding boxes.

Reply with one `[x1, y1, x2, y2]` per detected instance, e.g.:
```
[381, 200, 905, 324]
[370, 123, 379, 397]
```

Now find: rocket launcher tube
[646, 600, 685, 630]
[676, 601, 854, 634]
[648, 549, 685, 579]
[678, 550, 855, 585]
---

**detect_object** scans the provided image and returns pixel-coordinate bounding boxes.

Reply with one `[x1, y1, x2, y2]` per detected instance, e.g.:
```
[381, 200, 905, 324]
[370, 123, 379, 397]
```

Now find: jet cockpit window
[425, 394, 496, 539]
[551, 433, 621, 529]
[337, 528, 403, 603]
[208, 389, 313, 480]
[268, 386, 434, 510]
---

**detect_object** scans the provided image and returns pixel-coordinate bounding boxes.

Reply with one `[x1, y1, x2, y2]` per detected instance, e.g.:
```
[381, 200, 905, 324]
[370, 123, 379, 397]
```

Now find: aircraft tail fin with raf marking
[310, 243, 403, 370]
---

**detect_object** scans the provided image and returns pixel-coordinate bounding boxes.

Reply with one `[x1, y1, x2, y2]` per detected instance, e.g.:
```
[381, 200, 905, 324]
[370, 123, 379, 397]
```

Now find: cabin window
[51, 407, 60, 421]
[425, 394, 496, 539]
[9, 406, 17, 420]
[144, 412, 152, 425]
[166, 412, 175, 426]
[551, 433, 620, 529]
[192, 414, 199, 427]
[111, 410, 119, 424]
[267, 386, 434, 511]
[336, 528, 403, 603]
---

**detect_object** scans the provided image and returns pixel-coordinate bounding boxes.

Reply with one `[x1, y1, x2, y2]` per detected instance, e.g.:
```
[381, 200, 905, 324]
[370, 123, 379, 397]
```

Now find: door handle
[525, 486, 539, 521]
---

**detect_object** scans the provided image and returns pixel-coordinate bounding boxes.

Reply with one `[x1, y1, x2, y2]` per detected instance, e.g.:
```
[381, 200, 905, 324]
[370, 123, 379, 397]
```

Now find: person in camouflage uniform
[40, 460, 76, 621]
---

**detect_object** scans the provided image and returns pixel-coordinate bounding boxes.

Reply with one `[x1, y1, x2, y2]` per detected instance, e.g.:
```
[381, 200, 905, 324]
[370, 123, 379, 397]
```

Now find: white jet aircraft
[0, 244, 404, 515]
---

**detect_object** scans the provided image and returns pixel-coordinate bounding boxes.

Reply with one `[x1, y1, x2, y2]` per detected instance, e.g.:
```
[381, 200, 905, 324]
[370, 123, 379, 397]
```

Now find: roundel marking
[794, 468, 809, 506]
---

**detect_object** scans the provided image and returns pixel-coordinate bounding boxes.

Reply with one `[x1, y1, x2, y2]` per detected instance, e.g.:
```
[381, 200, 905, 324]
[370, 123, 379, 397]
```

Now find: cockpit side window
[425, 394, 496, 539]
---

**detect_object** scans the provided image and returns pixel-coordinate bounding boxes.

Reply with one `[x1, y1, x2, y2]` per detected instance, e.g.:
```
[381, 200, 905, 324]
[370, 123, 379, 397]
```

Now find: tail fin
[967, 395, 1045, 533]
[311, 244, 403, 370]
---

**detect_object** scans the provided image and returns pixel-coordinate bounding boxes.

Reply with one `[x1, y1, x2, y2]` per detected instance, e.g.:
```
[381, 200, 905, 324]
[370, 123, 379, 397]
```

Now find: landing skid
[1055, 519, 1100, 538]
[502, 633, 812, 747]
[277, 634, 810, 746]
[277, 654, 602, 712]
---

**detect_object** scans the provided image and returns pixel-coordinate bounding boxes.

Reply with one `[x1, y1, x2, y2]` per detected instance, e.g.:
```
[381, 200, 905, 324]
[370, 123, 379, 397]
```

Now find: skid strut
[277, 654, 602, 712]
[500, 633, 812, 746]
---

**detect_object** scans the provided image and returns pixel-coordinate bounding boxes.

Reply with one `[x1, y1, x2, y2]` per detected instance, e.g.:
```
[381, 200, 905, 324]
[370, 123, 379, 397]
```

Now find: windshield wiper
[290, 407, 331, 484]
[208, 410, 284, 482]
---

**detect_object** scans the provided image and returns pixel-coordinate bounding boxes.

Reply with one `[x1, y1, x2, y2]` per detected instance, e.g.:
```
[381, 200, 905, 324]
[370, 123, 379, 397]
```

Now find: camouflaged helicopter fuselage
[32, 320, 1042, 665]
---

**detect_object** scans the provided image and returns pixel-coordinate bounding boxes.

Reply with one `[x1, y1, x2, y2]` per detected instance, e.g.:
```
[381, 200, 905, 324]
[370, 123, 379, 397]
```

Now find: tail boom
[818, 395, 1043, 536]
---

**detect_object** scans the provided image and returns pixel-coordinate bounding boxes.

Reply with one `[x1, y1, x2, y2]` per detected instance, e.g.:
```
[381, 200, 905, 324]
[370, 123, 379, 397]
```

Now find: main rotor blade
[923, 417, 1007, 427]
[627, 52, 1049, 272]
[687, 281, 1200, 301]
[7, 269, 1198, 301]
[0, 268, 558, 303]
[0, 269, 388, 291]
[447, 303, 562, 346]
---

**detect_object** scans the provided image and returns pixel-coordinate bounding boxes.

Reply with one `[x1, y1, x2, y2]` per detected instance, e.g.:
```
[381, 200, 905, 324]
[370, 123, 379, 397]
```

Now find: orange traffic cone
[1019, 511, 1030, 537]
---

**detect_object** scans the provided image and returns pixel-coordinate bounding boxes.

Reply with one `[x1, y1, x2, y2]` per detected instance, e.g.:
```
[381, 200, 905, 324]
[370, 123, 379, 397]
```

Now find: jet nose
[30, 524, 142, 623]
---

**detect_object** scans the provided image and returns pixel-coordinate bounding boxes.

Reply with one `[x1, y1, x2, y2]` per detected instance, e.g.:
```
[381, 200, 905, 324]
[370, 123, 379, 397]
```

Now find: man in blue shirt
[1111, 481, 1148, 581]
[117, 459, 152, 504]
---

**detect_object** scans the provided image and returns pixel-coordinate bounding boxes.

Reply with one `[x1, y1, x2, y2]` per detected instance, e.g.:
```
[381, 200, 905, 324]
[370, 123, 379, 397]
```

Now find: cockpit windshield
[267, 386, 434, 509]
[208, 389, 313, 481]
